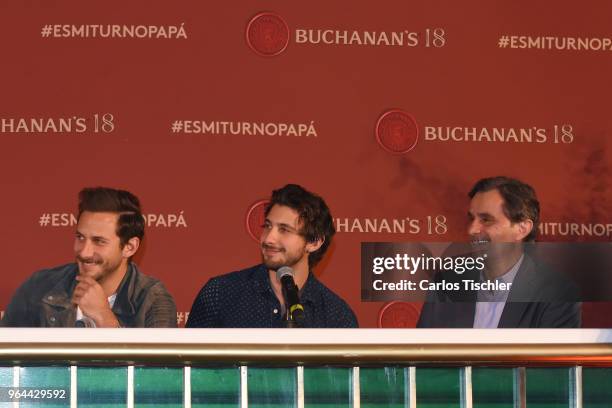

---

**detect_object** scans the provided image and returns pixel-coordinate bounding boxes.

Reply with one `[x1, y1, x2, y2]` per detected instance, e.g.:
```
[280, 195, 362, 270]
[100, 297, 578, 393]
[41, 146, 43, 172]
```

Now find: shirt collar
[480, 254, 524, 285]
[478, 254, 524, 301]
[300, 271, 323, 305]
[253, 264, 322, 305]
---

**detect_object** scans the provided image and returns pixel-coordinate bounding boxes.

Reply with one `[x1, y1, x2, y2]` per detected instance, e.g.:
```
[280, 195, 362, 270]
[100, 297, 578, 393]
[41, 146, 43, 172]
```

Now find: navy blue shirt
[186, 264, 358, 328]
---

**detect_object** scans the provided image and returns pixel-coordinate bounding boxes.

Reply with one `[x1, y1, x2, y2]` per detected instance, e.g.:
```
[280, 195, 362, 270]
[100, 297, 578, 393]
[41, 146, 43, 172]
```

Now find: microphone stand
[282, 278, 304, 328]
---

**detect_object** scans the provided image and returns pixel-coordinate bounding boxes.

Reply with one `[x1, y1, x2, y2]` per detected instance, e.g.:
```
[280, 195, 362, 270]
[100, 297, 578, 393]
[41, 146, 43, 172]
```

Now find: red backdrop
[1, 1, 610, 327]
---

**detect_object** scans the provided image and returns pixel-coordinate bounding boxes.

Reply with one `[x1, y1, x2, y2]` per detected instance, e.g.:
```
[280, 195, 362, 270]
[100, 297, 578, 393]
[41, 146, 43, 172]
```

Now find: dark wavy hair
[77, 187, 144, 247]
[468, 176, 540, 242]
[265, 184, 335, 267]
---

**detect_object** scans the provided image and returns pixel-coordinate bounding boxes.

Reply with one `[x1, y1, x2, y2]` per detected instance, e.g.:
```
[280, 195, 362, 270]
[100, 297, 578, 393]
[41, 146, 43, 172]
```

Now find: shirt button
[273, 309, 278, 314]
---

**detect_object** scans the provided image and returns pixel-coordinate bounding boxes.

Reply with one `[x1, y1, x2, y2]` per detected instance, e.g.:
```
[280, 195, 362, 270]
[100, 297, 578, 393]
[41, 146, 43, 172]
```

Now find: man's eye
[261, 223, 271, 230]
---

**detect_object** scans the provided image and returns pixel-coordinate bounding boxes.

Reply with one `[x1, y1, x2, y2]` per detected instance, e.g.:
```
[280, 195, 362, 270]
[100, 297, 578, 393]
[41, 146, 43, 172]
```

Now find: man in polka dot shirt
[187, 184, 358, 328]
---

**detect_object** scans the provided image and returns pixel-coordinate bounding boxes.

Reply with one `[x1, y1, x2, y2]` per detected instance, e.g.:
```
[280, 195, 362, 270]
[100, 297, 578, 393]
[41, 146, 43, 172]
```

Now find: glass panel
[19, 366, 70, 408]
[248, 367, 295, 408]
[77, 366, 127, 408]
[415, 367, 460, 408]
[360, 367, 406, 408]
[0, 367, 12, 386]
[191, 367, 240, 408]
[304, 367, 351, 408]
[135, 367, 182, 408]
[472, 367, 513, 408]
[526, 367, 569, 408]
[0, 367, 11, 408]
[583, 368, 612, 408]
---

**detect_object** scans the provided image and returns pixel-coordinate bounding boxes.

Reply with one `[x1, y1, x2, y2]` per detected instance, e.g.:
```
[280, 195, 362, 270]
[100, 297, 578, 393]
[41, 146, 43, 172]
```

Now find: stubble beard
[261, 245, 306, 271]
[77, 256, 122, 283]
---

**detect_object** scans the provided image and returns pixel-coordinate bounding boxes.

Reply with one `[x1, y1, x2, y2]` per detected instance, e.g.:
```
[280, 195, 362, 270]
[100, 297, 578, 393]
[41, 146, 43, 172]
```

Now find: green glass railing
[0, 329, 611, 407]
[4, 365, 612, 407]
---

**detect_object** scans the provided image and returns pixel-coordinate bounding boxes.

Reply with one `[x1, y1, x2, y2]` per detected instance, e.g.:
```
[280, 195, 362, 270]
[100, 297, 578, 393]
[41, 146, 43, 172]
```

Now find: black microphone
[276, 266, 305, 327]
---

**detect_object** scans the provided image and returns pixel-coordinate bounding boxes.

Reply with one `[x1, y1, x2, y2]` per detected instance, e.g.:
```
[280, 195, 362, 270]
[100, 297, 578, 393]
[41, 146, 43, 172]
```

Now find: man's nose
[467, 219, 481, 236]
[77, 239, 94, 258]
[261, 227, 278, 244]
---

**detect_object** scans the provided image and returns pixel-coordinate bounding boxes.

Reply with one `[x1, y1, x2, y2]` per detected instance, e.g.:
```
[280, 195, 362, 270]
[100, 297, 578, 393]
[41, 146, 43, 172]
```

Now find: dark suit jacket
[417, 254, 581, 328]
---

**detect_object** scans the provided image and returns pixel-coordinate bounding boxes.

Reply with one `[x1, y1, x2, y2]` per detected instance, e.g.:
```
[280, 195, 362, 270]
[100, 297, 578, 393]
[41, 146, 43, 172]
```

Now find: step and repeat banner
[0, 1, 610, 327]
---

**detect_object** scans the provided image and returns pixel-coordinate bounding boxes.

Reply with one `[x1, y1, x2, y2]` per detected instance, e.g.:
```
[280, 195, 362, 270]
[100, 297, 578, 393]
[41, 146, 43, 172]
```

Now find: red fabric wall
[1, 1, 610, 327]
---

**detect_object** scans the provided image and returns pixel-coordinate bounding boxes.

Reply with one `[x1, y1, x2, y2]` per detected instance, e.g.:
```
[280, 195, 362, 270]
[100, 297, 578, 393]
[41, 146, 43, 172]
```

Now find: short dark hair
[77, 187, 144, 247]
[265, 184, 335, 267]
[468, 176, 540, 242]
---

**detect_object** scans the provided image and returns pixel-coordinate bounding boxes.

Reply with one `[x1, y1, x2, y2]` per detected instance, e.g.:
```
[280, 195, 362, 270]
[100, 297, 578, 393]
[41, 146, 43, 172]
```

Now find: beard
[261, 243, 307, 271]
[76, 255, 122, 282]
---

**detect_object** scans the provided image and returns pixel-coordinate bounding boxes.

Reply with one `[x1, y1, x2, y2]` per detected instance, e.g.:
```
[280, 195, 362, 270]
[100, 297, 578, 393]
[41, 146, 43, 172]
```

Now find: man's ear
[305, 237, 324, 253]
[122, 237, 140, 258]
[516, 219, 533, 241]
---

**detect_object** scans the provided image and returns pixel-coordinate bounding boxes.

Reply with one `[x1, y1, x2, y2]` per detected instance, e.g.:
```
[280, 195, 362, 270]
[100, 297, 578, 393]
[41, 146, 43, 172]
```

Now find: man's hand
[72, 275, 120, 328]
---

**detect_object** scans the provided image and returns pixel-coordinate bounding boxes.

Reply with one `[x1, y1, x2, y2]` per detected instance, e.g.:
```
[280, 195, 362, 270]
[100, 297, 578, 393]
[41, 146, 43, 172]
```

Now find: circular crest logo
[375, 110, 419, 154]
[245, 199, 270, 242]
[246, 12, 290, 57]
[378, 301, 422, 328]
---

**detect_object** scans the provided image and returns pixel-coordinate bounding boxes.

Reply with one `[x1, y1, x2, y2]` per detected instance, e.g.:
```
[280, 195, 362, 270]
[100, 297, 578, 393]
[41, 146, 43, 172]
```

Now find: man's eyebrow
[265, 219, 298, 231]
[278, 222, 297, 231]
[75, 231, 109, 241]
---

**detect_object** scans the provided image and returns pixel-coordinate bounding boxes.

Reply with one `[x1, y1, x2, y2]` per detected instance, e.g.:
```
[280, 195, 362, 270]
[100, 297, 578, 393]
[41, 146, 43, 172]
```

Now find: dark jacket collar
[437, 252, 533, 328]
[498, 254, 536, 328]
[112, 263, 138, 317]
[41, 263, 139, 318]
[41, 265, 78, 309]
